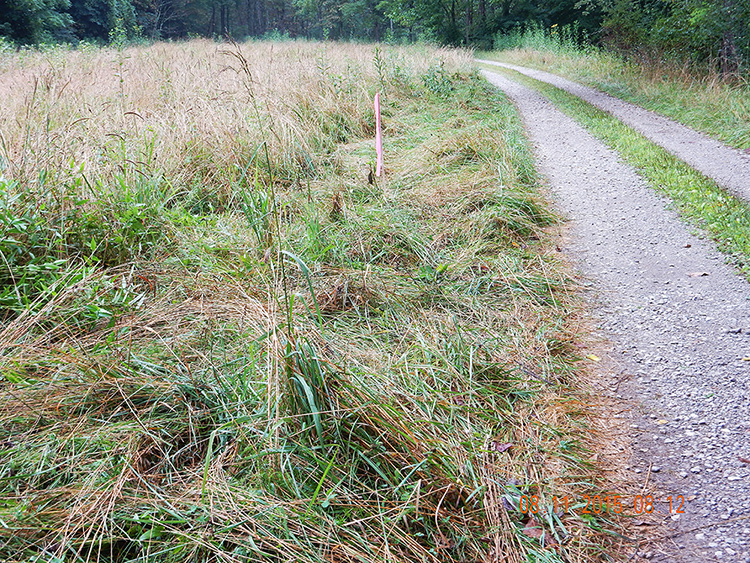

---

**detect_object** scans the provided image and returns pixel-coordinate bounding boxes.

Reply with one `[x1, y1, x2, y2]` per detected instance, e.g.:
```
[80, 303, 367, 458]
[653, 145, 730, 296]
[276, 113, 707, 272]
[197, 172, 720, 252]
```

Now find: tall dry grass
[0, 40, 471, 193]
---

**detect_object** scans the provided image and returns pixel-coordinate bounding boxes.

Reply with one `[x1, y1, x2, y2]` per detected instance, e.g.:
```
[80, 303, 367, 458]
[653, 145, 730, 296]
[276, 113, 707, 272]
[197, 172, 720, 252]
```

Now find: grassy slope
[477, 47, 750, 149]
[0, 41, 621, 562]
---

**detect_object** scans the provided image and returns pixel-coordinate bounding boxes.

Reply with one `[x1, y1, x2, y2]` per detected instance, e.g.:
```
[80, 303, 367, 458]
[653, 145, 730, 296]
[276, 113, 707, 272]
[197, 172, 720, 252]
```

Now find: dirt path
[477, 59, 750, 202]
[481, 70, 750, 562]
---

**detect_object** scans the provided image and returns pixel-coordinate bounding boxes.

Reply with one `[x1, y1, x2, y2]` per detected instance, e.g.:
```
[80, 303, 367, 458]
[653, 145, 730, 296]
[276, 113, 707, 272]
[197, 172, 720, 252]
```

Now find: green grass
[480, 28, 750, 149]
[0, 41, 624, 562]
[479, 63, 750, 277]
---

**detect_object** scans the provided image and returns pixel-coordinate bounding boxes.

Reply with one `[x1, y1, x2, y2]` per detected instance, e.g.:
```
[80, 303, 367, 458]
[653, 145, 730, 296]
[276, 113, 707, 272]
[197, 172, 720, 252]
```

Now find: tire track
[481, 69, 750, 562]
[477, 59, 750, 203]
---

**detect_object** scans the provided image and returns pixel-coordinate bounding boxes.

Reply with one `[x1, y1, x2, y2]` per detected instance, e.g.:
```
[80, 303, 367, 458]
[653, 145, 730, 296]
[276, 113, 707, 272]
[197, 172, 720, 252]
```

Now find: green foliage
[421, 60, 455, 95]
[661, 0, 750, 72]
[0, 180, 66, 312]
[0, 174, 171, 317]
[0, 0, 604, 48]
[260, 28, 293, 41]
[69, 0, 137, 41]
[581, 0, 750, 72]
[494, 21, 590, 54]
[0, 0, 73, 43]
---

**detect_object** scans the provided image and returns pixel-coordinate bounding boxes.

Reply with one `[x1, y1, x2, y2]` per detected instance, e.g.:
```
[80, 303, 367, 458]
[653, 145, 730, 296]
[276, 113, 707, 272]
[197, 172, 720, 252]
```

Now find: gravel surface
[481, 69, 750, 562]
[477, 59, 750, 202]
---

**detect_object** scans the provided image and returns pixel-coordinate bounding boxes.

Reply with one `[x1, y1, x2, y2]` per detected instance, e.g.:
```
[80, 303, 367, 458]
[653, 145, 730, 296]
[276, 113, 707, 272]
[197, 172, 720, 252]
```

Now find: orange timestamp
[518, 494, 687, 515]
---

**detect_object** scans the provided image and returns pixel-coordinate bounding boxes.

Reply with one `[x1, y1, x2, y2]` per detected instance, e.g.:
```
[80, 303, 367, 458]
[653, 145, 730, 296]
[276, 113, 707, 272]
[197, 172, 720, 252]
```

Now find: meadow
[0, 40, 621, 562]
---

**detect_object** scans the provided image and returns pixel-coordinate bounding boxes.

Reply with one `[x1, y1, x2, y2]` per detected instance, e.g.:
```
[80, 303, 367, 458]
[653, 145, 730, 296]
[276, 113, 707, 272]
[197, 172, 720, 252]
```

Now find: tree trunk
[256, 0, 264, 35]
[250, 0, 258, 37]
[720, 0, 740, 76]
[721, 30, 740, 76]
[450, 0, 456, 41]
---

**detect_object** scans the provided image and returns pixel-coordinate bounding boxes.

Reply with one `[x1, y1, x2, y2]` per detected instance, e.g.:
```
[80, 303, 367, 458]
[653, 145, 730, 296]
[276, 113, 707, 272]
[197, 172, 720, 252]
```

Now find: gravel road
[477, 59, 750, 202]
[481, 69, 750, 562]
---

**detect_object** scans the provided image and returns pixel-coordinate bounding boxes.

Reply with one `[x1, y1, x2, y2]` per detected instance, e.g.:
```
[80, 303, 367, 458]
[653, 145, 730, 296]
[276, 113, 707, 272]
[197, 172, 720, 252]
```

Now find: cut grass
[0, 40, 625, 562]
[478, 47, 750, 149]
[478, 63, 750, 278]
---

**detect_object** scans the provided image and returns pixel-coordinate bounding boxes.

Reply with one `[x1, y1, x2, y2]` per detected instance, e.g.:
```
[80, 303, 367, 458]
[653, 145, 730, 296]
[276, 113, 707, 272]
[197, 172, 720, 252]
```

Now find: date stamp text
[518, 494, 687, 515]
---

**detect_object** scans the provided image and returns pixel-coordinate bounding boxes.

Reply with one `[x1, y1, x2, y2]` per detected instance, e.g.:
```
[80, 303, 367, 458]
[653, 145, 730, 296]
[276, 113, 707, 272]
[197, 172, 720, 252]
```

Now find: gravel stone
[482, 69, 750, 562]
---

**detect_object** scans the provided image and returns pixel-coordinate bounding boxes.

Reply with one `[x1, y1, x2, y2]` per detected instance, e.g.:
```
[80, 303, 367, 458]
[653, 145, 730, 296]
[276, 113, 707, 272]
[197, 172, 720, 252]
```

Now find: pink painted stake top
[374, 92, 383, 177]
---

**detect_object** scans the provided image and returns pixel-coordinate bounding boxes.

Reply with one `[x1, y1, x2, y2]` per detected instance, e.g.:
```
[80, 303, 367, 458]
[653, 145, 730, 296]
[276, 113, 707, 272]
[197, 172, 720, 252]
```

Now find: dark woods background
[1, 0, 749, 73]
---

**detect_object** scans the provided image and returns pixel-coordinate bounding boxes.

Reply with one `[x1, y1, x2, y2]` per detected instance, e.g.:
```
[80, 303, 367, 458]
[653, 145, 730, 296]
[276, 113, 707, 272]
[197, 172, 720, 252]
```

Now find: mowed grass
[478, 39, 750, 149]
[0, 40, 622, 562]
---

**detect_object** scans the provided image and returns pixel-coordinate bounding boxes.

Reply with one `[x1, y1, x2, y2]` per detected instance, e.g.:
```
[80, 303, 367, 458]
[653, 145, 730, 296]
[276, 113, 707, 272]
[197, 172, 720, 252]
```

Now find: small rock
[691, 466, 701, 473]
[652, 466, 661, 472]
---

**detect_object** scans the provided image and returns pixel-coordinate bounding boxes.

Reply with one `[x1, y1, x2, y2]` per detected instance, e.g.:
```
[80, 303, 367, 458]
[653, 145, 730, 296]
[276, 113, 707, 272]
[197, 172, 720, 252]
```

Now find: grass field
[0, 40, 623, 562]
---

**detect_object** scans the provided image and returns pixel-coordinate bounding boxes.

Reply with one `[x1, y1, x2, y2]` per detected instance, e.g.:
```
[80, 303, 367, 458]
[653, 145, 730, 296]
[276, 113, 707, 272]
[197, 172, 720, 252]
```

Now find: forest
[0, 0, 749, 72]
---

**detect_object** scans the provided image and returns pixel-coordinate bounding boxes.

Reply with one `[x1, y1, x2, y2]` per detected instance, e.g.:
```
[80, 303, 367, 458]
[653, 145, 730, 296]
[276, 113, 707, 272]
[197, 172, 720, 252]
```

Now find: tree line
[0, 0, 748, 73]
[0, 0, 599, 46]
[592, 0, 749, 75]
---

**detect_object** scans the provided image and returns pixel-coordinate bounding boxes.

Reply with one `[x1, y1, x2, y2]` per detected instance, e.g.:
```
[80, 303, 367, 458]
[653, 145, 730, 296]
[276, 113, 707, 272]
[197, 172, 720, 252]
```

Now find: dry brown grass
[0, 40, 472, 192]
